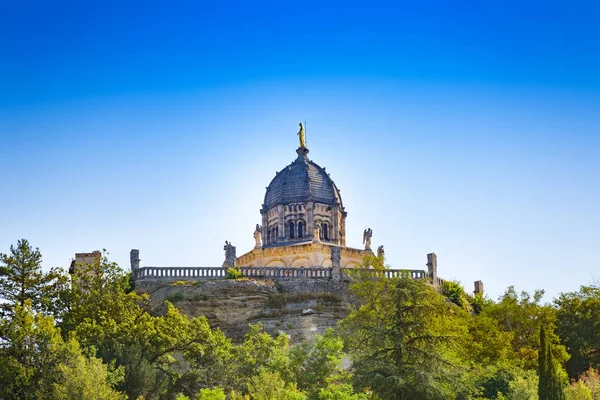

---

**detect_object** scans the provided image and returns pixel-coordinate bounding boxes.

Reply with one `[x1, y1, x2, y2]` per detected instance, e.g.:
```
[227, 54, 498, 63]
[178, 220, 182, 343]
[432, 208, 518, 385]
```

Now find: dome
[263, 148, 343, 211]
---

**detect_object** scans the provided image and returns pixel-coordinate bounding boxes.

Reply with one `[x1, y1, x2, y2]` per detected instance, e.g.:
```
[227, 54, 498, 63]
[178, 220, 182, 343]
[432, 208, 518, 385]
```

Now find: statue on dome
[363, 228, 373, 250]
[297, 122, 306, 148]
[253, 224, 262, 248]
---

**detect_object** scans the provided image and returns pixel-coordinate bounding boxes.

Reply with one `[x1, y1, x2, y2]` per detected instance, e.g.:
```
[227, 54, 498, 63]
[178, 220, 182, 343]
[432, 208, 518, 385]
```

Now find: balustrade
[133, 266, 432, 282]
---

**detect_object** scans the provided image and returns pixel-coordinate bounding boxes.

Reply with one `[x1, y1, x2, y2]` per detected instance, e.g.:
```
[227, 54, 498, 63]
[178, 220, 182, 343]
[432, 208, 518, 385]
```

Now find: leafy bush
[225, 267, 243, 279]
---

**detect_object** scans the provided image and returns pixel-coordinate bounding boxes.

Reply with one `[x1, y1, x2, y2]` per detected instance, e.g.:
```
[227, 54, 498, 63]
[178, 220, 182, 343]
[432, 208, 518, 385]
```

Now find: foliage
[441, 280, 468, 308]
[564, 381, 593, 400]
[0, 239, 68, 317]
[196, 387, 227, 400]
[485, 286, 568, 370]
[316, 384, 369, 400]
[0, 301, 125, 400]
[52, 352, 126, 400]
[247, 370, 306, 400]
[340, 275, 468, 399]
[289, 329, 349, 398]
[539, 324, 566, 400]
[564, 369, 600, 400]
[496, 369, 539, 400]
[4, 238, 600, 400]
[555, 286, 600, 378]
[226, 267, 243, 279]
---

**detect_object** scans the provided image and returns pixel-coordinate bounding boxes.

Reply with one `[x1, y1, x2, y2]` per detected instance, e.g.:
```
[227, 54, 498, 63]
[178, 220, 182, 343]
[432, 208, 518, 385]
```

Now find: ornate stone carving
[222, 241, 237, 269]
[363, 228, 373, 250]
[253, 224, 262, 249]
[377, 245, 385, 261]
[313, 222, 321, 242]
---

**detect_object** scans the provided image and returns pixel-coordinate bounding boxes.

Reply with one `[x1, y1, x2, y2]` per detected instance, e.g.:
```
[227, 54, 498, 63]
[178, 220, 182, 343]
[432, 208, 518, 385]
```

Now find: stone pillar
[331, 247, 341, 281]
[261, 211, 268, 247]
[339, 211, 347, 247]
[130, 249, 140, 271]
[307, 202, 315, 240]
[331, 205, 339, 244]
[474, 280, 484, 295]
[277, 205, 285, 241]
[427, 253, 438, 288]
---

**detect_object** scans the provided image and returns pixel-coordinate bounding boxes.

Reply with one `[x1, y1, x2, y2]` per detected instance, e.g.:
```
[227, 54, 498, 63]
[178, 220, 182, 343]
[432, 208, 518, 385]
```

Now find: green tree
[247, 370, 306, 400]
[0, 301, 124, 400]
[564, 380, 593, 400]
[555, 286, 600, 378]
[229, 324, 293, 393]
[0, 239, 67, 317]
[195, 387, 227, 400]
[486, 287, 568, 370]
[61, 253, 223, 400]
[52, 351, 126, 400]
[290, 329, 349, 398]
[317, 384, 369, 400]
[340, 275, 468, 399]
[539, 324, 565, 400]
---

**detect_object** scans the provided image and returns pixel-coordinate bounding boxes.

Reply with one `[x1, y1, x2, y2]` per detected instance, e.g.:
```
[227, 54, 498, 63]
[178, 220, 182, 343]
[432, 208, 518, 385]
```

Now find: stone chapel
[233, 127, 376, 269]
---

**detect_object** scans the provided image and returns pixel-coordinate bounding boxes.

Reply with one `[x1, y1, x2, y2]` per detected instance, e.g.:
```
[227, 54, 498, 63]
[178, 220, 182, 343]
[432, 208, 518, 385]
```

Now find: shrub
[225, 267, 243, 279]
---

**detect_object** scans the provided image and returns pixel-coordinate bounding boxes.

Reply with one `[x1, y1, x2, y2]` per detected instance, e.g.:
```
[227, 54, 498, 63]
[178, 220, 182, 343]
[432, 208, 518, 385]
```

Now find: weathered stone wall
[135, 278, 354, 343]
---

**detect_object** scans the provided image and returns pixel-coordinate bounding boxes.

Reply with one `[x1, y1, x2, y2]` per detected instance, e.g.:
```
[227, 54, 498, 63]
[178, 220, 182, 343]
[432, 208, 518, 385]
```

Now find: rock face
[135, 278, 354, 343]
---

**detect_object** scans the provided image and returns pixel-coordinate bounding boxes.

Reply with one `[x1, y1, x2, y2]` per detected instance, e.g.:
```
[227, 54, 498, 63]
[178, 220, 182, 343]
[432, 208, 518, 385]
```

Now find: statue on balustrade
[253, 224, 262, 248]
[222, 241, 237, 269]
[363, 228, 373, 250]
[377, 245, 385, 261]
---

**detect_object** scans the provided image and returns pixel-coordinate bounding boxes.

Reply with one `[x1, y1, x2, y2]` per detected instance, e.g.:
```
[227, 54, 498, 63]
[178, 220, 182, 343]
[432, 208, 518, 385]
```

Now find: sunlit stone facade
[236, 146, 373, 268]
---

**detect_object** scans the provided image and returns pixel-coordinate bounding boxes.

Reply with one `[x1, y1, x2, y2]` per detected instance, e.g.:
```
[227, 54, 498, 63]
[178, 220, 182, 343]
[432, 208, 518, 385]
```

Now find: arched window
[289, 221, 295, 239]
[275, 226, 279, 242]
[266, 227, 271, 245]
[323, 223, 329, 240]
[297, 221, 304, 238]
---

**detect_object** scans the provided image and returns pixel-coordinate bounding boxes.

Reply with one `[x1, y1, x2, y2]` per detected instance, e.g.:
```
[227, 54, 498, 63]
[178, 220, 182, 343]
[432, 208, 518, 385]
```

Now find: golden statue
[297, 122, 306, 148]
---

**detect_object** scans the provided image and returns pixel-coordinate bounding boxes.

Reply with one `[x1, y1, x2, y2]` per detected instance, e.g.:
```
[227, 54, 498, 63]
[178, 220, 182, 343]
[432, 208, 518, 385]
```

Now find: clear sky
[1, 0, 599, 301]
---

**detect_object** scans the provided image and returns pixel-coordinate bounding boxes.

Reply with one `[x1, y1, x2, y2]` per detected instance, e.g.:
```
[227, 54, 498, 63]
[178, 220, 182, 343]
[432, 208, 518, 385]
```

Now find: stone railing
[133, 266, 432, 282]
[341, 268, 428, 280]
[133, 267, 226, 280]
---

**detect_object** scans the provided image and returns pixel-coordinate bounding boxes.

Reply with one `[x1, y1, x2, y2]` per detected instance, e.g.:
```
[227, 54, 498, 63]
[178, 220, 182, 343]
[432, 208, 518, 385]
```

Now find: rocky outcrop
[135, 278, 353, 343]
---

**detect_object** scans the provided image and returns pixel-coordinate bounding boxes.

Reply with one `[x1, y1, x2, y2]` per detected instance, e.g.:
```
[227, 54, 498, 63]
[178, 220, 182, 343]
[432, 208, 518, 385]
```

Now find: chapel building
[235, 130, 375, 269]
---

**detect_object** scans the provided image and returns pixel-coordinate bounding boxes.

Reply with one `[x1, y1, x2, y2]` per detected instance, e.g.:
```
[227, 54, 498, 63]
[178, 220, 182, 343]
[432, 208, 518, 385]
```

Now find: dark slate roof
[263, 149, 343, 211]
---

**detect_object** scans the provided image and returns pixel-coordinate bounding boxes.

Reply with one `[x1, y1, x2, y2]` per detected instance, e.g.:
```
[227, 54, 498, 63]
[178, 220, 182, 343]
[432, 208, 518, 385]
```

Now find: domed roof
[263, 148, 343, 211]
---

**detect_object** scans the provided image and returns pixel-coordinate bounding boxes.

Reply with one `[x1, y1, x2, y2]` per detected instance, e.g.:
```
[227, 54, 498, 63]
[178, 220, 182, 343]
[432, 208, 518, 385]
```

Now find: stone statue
[313, 222, 321, 242]
[363, 228, 373, 250]
[377, 245, 385, 260]
[297, 122, 306, 148]
[222, 241, 237, 269]
[253, 224, 262, 248]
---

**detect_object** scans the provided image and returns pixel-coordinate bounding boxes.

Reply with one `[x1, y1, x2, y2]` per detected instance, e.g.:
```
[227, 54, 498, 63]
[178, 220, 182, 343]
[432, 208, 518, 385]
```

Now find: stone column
[474, 280, 484, 295]
[427, 253, 438, 288]
[307, 202, 315, 240]
[130, 249, 140, 271]
[277, 205, 285, 241]
[261, 211, 268, 247]
[331, 205, 339, 244]
[331, 247, 341, 281]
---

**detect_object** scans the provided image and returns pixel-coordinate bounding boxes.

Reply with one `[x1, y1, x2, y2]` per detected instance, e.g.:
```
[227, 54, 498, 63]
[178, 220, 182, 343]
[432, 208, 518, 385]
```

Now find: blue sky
[1, 0, 599, 301]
